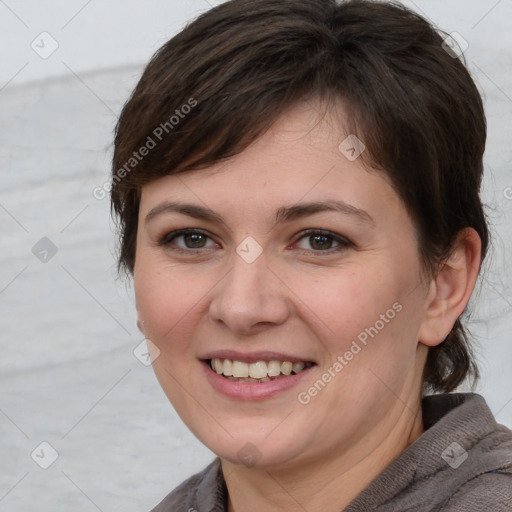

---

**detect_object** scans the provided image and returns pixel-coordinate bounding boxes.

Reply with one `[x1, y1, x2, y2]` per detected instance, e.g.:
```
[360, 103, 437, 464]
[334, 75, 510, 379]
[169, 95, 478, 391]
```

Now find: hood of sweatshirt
[151, 393, 512, 512]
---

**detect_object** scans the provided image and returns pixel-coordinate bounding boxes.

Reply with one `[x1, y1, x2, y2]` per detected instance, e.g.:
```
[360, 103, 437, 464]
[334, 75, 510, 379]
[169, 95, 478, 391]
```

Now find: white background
[1, 1, 511, 510]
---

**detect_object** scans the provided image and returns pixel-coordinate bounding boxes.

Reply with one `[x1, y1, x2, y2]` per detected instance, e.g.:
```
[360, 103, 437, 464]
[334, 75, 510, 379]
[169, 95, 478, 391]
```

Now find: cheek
[288, 267, 395, 343]
[134, 255, 210, 352]
[133, 256, 211, 414]
[285, 259, 424, 372]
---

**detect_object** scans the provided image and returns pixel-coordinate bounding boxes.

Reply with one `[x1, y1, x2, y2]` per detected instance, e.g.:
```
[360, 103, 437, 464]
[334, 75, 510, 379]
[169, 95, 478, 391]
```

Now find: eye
[293, 229, 352, 254]
[158, 229, 218, 252]
[157, 228, 352, 255]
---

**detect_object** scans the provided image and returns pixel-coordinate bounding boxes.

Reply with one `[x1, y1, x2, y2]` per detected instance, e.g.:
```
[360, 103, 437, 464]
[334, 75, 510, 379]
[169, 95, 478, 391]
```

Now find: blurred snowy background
[0, 1, 511, 510]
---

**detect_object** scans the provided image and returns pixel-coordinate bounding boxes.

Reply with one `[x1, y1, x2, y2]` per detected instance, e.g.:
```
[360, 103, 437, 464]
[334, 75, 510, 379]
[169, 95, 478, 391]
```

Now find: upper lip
[199, 350, 316, 364]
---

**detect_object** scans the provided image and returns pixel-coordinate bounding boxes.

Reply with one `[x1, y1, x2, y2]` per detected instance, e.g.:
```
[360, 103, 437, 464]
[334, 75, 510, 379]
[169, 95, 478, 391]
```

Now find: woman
[111, 0, 512, 510]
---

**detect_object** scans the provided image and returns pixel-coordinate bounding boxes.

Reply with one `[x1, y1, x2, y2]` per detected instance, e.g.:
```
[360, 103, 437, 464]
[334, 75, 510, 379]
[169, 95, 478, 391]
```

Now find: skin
[133, 98, 481, 512]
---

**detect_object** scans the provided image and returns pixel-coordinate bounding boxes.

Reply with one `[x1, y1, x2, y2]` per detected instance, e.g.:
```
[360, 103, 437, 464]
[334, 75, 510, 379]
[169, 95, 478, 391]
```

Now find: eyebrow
[145, 200, 374, 226]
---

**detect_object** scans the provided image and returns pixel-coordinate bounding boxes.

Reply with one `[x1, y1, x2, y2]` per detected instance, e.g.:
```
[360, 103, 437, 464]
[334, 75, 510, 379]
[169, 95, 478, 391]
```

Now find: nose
[208, 252, 291, 335]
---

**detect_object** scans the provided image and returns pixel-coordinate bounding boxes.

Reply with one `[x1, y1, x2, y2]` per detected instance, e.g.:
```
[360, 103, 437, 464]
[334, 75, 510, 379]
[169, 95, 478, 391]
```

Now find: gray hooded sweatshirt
[151, 393, 512, 511]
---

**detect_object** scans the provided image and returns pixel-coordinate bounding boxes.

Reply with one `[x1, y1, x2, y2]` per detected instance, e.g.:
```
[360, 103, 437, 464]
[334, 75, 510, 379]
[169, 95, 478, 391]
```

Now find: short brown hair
[111, 0, 489, 393]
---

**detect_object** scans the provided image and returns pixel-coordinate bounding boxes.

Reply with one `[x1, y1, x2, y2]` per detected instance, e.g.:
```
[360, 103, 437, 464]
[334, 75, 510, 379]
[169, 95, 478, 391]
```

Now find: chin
[194, 426, 309, 470]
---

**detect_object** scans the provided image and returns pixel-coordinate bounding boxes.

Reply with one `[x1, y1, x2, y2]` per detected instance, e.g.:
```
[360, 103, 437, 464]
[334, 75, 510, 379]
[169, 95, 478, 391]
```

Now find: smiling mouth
[208, 358, 315, 383]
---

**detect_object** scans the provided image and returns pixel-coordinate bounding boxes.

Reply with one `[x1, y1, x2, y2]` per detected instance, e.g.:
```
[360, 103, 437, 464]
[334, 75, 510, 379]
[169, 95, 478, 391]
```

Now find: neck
[223, 401, 424, 512]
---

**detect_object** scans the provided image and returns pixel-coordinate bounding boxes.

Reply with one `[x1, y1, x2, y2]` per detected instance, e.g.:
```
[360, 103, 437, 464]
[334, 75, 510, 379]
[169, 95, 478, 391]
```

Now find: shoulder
[150, 458, 226, 512]
[346, 393, 512, 512]
[422, 393, 512, 511]
[149, 470, 203, 512]
[440, 471, 512, 511]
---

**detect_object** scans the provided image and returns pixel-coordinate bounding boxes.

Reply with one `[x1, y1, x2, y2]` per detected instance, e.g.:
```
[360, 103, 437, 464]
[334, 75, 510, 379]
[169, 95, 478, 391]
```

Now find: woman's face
[134, 100, 433, 469]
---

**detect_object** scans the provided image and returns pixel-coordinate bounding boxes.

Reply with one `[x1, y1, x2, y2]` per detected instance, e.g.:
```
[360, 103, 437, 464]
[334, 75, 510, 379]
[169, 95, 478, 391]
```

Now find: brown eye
[294, 230, 352, 254]
[159, 229, 217, 252]
[183, 233, 208, 248]
[309, 234, 333, 250]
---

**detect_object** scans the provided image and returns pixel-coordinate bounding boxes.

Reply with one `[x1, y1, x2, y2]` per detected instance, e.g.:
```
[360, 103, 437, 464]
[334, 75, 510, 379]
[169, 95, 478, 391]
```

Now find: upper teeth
[210, 358, 308, 379]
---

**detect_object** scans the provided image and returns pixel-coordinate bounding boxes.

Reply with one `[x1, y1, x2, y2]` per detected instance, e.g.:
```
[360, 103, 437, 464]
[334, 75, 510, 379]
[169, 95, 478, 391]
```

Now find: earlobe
[418, 228, 482, 347]
[137, 313, 145, 335]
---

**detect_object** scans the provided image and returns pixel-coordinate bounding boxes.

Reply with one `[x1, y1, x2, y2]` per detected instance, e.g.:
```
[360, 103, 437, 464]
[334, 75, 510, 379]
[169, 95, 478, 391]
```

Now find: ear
[136, 309, 145, 335]
[418, 228, 482, 347]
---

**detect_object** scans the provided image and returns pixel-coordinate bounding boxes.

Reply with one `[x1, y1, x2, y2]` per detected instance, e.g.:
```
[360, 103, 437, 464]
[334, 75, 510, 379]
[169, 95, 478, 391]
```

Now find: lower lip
[201, 361, 315, 400]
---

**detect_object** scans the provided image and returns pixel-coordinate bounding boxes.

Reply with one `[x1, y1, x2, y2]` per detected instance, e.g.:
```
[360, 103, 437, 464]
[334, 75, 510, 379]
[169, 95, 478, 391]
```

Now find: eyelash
[157, 228, 353, 256]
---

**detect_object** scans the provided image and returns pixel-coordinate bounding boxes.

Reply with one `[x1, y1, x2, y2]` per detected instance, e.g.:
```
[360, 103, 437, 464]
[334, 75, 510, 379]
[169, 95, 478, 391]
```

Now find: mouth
[205, 357, 316, 383]
[199, 350, 317, 399]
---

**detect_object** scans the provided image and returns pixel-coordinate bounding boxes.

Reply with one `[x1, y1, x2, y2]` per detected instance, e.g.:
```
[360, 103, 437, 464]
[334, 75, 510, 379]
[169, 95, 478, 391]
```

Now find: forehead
[139, 98, 401, 225]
